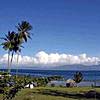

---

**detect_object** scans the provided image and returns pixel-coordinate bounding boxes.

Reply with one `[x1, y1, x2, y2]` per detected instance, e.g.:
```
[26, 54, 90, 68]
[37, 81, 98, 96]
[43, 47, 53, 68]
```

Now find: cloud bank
[0, 51, 100, 67]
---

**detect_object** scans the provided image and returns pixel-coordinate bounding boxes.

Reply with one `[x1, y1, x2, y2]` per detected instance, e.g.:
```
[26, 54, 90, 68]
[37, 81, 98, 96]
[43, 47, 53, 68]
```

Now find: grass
[11, 87, 100, 100]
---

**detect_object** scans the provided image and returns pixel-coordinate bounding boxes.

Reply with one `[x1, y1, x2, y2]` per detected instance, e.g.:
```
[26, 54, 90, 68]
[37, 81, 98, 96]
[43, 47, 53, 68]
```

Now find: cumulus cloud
[0, 51, 100, 67]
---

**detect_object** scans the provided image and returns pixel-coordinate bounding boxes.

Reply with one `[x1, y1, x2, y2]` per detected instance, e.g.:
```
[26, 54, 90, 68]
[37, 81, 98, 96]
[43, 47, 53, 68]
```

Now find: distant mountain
[0, 64, 100, 70]
[20, 64, 100, 70]
[51, 64, 100, 70]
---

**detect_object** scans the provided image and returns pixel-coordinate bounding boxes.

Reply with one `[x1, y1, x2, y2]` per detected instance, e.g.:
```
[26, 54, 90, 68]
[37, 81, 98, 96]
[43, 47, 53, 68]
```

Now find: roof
[66, 79, 75, 83]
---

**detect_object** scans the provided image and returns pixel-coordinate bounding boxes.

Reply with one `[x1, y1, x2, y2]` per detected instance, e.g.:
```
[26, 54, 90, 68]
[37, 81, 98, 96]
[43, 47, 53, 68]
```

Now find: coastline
[0, 69, 100, 87]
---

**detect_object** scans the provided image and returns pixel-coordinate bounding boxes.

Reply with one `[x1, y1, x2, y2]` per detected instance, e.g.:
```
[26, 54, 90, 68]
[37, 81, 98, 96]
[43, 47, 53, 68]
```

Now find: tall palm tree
[0, 31, 16, 73]
[15, 21, 32, 75]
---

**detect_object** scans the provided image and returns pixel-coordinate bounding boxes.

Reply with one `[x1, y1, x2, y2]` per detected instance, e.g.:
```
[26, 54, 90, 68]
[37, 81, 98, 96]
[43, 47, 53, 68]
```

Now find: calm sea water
[0, 69, 100, 81]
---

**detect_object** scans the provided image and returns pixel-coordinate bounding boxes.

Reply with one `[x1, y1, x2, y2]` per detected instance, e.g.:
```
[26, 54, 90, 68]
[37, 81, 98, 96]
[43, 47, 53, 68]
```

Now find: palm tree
[0, 31, 23, 73]
[0, 31, 16, 73]
[15, 21, 32, 75]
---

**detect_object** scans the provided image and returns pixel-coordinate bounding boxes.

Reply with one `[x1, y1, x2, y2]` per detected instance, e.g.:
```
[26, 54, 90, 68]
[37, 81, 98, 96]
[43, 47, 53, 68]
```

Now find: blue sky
[0, 0, 100, 57]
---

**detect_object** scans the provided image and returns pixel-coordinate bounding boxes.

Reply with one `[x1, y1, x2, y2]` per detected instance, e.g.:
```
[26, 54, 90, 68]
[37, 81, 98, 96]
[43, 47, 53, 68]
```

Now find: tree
[73, 71, 83, 85]
[0, 31, 16, 73]
[15, 21, 32, 76]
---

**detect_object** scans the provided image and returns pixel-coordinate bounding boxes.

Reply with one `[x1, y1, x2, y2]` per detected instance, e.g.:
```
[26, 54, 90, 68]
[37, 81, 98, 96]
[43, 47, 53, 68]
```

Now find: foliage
[0, 21, 32, 73]
[73, 71, 83, 83]
[16, 21, 32, 42]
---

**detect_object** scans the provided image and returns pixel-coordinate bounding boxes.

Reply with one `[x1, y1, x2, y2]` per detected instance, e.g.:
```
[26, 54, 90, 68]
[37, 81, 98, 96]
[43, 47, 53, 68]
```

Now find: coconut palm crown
[16, 21, 32, 42]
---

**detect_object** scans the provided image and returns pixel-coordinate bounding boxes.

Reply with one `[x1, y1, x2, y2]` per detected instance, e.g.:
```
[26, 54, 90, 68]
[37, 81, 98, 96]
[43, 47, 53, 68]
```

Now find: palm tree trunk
[8, 50, 10, 73]
[11, 51, 14, 64]
[10, 51, 14, 73]
[16, 52, 19, 77]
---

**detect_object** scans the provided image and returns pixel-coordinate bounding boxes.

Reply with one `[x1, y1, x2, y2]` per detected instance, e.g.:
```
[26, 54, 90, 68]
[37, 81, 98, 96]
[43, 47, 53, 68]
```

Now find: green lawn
[11, 87, 100, 100]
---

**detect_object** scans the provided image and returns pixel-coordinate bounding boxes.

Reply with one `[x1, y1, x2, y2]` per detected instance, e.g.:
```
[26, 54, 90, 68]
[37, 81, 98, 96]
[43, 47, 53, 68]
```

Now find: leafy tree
[73, 71, 83, 85]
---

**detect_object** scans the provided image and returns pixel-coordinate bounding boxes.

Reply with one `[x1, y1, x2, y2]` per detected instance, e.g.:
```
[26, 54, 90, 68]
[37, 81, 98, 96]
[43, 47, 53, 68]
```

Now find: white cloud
[0, 51, 100, 67]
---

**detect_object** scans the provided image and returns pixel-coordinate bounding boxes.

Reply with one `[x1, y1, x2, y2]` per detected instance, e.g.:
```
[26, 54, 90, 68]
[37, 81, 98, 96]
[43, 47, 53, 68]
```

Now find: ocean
[0, 69, 100, 81]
